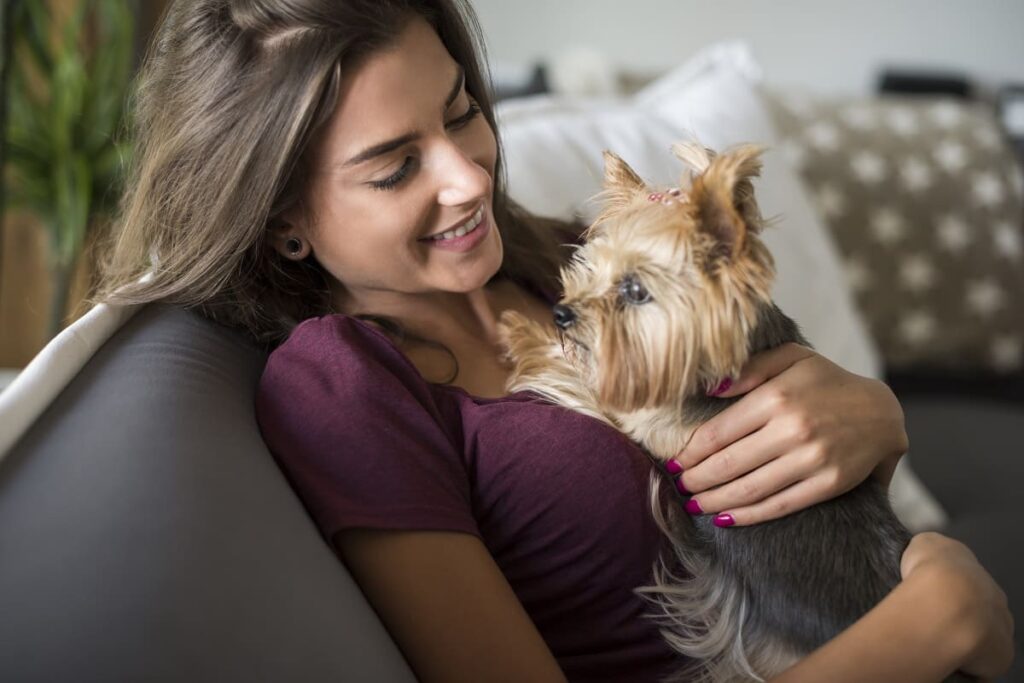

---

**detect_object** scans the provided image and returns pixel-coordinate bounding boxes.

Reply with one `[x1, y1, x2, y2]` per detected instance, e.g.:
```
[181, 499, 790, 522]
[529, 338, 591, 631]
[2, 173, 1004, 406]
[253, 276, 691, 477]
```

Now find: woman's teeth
[428, 206, 484, 241]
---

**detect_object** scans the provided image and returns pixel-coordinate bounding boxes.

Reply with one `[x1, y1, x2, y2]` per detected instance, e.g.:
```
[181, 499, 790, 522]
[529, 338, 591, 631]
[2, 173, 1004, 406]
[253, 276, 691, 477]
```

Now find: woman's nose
[552, 304, 576, 329]
[436, 144, 491, 207]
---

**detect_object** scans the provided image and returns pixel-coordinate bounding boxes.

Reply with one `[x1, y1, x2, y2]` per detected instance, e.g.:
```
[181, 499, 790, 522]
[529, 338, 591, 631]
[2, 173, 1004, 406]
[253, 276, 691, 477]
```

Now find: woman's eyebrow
[343, 65, 466, 168]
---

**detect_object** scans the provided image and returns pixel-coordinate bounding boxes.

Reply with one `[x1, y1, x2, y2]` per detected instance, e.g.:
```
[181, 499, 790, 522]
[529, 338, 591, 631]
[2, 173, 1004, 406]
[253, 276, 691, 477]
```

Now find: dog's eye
[618, 275, 651, 305]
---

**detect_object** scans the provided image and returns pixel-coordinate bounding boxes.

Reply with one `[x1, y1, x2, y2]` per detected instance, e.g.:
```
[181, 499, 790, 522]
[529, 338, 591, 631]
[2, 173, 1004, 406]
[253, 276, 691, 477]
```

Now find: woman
[95, 1, 1013, 681]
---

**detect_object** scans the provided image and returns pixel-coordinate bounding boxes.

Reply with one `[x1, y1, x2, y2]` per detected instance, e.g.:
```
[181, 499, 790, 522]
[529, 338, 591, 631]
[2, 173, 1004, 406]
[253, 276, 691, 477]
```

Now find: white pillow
[496, 42, 948, 532]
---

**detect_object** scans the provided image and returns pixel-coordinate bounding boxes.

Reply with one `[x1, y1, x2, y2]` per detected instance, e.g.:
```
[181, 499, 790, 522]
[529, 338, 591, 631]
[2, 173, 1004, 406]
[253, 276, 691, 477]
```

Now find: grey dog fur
[641, 300, 969, 682]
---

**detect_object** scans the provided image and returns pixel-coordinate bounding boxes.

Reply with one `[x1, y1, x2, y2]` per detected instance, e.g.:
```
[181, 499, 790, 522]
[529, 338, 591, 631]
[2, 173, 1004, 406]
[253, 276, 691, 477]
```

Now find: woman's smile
[418, 203, 492, 253]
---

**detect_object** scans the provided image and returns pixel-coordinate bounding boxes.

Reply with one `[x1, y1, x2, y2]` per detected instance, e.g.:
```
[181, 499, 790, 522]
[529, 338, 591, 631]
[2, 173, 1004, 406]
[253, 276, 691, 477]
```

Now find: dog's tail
[637, 472, 800, 683]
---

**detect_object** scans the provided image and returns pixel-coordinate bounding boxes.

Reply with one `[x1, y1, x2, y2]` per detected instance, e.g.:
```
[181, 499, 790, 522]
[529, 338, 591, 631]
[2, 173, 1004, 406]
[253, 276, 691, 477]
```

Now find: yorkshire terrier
[497, 143, 967, 682]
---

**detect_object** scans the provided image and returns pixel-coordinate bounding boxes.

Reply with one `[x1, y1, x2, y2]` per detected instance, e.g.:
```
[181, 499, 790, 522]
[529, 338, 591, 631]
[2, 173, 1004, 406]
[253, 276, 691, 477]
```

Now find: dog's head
[555, 142, 776, 413]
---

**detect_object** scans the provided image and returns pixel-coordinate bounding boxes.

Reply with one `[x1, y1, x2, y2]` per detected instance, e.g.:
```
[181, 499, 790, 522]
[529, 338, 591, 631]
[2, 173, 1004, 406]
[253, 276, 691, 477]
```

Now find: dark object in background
[877, 68, 974, 99]
[886, 369, 1024, 404]
[493, 63, 549, 102]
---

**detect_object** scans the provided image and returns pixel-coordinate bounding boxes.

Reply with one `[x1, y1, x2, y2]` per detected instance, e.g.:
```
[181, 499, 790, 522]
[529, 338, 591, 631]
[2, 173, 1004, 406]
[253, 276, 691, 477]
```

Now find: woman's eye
[446, 98, 481, 130]
[370, 156, 415, 192]
[368, 98, 481, 192]
[618, 275, 651, 304]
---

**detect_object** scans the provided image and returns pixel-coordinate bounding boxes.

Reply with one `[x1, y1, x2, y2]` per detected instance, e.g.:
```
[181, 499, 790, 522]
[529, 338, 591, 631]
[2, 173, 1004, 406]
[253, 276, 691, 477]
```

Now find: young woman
[95, 1, 1014, 681]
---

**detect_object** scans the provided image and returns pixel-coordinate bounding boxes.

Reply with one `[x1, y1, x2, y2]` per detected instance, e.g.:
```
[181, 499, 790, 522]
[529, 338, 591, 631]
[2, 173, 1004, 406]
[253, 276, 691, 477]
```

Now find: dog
[497, 142, 968, 682]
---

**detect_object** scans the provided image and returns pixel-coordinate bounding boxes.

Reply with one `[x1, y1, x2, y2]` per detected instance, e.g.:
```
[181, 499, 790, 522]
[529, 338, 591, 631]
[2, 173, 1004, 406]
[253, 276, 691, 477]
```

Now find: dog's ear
[599, 150, 645, 211]
[671, 140, 714, 175]
[687, 144, 766, 260]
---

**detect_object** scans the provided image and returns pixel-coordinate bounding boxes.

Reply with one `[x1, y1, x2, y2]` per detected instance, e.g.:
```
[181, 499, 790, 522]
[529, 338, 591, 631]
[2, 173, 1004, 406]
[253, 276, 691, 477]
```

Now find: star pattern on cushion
[900, 157, 933, 192]
[934, 140, 969, 173]
[991, 335, 1023, 371]
[936, 214, 973, 252]
[871, 207, 907, 244]
[885, 106, 919, 136]
[929, 101, 964, 128]
[972, 171, 1006, 207]
[806, 120, 841, 151]
[1010, 164, 1024, 201]
[764, 90, 1024, 374]
[852, 150, 887, 183]
[974, 123, 1003, 150]
[841, 103, 877, 130]
[993, 221, 1022, 259]
[965, 278, 1006, 317]
[814, 182, 847, 218]
[899, 309, 937, 346]
[900, 254, 937, 292]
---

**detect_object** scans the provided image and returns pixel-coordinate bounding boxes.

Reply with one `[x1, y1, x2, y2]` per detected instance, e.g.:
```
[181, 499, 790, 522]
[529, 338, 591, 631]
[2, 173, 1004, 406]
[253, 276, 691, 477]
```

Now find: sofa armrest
[0, 304, 415, 682]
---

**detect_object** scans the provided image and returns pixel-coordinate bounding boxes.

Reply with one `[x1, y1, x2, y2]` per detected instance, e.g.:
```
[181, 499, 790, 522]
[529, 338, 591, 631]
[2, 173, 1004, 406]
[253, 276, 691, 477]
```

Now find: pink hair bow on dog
[647, 188, 687, 205]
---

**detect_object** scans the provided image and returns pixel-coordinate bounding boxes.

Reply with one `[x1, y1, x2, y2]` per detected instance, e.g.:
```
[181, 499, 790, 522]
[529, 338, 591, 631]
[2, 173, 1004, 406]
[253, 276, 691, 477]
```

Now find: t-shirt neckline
[328, 277, 559, 404]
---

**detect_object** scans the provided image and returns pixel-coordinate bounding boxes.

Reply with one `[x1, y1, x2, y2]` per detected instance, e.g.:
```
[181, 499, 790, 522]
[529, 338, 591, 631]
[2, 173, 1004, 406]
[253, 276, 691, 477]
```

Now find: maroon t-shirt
[255, 291, 683, 682]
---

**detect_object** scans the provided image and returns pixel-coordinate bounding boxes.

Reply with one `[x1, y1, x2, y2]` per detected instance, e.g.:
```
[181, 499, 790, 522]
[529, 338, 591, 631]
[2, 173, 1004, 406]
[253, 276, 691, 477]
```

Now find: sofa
[1, 42, 1021, 681]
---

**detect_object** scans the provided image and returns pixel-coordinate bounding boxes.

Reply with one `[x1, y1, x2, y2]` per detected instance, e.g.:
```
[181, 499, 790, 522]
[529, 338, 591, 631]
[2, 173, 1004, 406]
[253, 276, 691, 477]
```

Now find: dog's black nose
[552, 304, 576, 329]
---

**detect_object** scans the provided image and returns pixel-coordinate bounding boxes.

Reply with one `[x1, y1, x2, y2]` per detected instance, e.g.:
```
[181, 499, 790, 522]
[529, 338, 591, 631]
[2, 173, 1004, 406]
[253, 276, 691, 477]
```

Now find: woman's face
[279, 17, 501, 305]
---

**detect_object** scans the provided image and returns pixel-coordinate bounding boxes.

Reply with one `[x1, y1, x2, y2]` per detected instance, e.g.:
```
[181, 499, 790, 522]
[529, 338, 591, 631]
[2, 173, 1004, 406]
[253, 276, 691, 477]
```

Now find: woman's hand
[901, 533, 1015, 680]
[669, 343, 908, 526]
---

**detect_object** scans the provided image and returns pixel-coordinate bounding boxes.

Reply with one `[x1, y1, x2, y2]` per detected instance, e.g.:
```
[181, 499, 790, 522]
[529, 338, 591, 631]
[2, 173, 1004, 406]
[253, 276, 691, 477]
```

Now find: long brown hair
[93, 0, 577, 357]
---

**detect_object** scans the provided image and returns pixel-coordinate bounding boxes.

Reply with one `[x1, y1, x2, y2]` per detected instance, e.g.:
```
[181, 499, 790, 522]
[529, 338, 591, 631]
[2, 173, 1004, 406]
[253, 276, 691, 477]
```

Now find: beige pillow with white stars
[764, 90, 1024, 375]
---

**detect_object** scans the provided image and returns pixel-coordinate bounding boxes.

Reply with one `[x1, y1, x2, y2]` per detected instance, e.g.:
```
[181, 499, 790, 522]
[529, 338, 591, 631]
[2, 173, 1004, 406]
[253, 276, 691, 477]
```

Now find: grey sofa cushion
[0, 304, 415, 683]
[903, 397, 1024, 682]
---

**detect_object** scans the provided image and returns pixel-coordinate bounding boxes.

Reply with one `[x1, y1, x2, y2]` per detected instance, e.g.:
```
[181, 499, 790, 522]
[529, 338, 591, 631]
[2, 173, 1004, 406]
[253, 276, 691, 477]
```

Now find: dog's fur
[497, 143, 964, 682]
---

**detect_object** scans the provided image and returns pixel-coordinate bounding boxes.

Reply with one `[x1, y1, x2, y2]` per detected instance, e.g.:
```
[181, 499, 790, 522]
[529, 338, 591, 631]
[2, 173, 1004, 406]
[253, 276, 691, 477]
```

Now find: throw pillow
[764, 90, 1024, 376]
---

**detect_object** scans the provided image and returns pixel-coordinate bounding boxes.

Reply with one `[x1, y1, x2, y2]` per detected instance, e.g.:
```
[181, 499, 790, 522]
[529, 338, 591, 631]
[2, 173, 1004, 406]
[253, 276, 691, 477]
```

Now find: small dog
[497, 143, 966, 682]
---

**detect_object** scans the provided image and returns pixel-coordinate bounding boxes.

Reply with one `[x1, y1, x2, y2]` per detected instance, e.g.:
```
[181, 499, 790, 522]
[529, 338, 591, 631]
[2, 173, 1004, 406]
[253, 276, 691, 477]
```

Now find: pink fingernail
[713, 513, 735, 528]
[665, 460, 683, 475]
[684, 499, 703, 515]
[707, 377, 733, 396]
[675, 477, 691, 495]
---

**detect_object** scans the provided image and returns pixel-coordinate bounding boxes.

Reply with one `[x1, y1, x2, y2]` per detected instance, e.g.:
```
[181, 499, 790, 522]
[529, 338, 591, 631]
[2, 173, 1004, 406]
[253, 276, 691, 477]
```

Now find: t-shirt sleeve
[255, 315, 480, 544]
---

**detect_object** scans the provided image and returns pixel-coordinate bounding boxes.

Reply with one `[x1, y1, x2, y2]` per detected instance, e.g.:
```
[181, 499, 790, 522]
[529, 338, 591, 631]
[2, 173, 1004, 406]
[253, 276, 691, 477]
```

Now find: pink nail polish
[707, 377, 733, 396]
[713, 513, 735, 528]
[665, 460, 683, 475]
[675, 477, 691, 495]
[684, 499, 703, 515]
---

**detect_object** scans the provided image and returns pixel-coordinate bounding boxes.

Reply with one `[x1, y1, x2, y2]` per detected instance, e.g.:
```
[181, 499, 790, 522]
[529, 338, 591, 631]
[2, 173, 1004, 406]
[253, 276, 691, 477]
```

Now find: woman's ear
[268, 216, 312, 260]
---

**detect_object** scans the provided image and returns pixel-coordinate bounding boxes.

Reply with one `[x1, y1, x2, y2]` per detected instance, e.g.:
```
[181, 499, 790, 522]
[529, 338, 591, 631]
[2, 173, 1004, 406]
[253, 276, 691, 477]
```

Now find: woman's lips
[419, 209, 491, 253]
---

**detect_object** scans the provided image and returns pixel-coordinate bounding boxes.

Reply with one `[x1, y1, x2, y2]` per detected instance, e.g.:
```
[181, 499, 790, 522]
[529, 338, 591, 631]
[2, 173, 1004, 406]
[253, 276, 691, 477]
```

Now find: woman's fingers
[681, 448, 810, 518]
[678, 416, 803, 494]
[711, 342, 816, 399]
[703, 474, 835, 527]
[677, 391, 776, 470]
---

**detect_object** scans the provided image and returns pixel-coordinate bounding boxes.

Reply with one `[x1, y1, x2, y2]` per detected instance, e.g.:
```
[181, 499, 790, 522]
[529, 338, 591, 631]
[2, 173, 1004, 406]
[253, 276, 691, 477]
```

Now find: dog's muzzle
[552, 304, 576, 330]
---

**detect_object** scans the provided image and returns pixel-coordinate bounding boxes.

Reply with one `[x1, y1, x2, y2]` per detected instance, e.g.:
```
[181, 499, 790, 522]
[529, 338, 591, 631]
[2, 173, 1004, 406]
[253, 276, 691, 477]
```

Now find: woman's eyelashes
[368, 99, 482, 192]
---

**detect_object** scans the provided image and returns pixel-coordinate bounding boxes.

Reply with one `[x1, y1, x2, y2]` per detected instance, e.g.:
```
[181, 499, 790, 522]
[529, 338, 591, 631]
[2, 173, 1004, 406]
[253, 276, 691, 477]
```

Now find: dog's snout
[552, 304, 577, 329]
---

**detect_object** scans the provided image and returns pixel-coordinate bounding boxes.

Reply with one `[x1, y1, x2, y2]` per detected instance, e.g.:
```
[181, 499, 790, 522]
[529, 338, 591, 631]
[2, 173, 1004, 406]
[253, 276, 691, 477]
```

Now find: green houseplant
[4, 0, 134, 337]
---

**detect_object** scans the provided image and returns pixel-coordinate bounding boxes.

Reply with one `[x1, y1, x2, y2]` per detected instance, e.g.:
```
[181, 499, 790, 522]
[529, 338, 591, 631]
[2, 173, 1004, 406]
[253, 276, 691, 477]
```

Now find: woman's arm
[770, 533, 1015, 683]
[335, 528, 568, 683]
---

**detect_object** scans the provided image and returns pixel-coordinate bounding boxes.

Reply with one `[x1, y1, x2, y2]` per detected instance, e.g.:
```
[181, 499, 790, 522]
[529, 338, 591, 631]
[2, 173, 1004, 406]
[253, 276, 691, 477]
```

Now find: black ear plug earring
[285, 237, 303, 256]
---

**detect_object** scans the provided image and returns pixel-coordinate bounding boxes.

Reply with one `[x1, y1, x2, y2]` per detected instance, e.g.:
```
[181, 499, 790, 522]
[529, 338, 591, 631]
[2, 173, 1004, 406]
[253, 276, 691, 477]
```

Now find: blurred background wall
[474, 0, 1024, 95]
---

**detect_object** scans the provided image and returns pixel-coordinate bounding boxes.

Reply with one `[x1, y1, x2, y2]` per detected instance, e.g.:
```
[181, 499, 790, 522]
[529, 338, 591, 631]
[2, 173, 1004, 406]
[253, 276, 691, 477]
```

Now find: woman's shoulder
[268, 313, 424, 381]
[259, 313, 441, 416]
